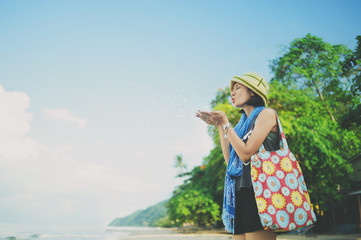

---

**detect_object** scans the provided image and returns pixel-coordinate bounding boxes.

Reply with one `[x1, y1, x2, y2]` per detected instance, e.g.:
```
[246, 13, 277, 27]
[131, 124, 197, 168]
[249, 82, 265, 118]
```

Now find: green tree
[340, 35, 361, 130]
[173, 154, 188, 175]
[168, 150, 223, 226]
[270, 34, 352, 122]
[167, 190, 220, 226]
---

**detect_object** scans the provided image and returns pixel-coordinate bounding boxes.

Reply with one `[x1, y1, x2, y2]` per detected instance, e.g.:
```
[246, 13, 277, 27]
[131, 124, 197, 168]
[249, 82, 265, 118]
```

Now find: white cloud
[42, 108, 86, 128]
[0, 86, 37, 161]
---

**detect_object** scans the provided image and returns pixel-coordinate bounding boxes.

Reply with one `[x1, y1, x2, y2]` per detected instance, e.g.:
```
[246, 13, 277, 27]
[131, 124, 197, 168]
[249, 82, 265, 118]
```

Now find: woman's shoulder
[255, 107, 278, 128]
[257, 107, 278, 132]
[259, 107, 277, 119]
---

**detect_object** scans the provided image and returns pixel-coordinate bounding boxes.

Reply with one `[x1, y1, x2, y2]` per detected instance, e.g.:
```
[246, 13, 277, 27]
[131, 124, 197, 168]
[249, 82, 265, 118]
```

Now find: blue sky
[0, 0, 360, 226]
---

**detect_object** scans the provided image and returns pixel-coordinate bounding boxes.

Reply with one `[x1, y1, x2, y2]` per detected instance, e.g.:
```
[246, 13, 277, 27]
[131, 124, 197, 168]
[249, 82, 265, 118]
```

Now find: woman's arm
[227, 108, 277, 162]
[196, 108, 277, 164]
[217, 125, 230, 164]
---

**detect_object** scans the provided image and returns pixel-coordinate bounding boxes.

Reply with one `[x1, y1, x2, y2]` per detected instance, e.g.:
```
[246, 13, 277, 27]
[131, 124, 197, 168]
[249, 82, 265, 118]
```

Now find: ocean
[0, 224, 172, 240]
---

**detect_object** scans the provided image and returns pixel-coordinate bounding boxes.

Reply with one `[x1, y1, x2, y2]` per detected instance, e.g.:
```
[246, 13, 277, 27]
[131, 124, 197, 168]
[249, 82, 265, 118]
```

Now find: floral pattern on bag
[250, 113, 317, 232]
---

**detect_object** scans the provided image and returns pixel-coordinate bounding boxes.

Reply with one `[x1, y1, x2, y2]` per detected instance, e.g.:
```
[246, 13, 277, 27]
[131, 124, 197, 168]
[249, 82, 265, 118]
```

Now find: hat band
[243, 73, 267, 89]
[232, 76, 268, 102]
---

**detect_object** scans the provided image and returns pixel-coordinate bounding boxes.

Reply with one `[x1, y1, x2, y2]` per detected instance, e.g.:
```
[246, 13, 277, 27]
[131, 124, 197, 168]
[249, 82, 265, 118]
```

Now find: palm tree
[173, 154, 187, 175]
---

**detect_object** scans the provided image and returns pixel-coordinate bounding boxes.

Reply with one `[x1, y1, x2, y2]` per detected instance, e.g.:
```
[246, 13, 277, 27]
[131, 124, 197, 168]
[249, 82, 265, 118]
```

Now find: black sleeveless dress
[233, 115, 280, 235]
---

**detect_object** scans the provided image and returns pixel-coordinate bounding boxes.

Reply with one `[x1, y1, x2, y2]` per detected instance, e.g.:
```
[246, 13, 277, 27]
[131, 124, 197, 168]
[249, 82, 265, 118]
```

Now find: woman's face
[231, 83, 253, 108]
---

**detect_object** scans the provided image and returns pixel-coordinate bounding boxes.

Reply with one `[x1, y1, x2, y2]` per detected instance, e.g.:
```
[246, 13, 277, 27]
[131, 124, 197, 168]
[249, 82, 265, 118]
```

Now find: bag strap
[255, 109, 289, 151]
[274, 111, 289, 150]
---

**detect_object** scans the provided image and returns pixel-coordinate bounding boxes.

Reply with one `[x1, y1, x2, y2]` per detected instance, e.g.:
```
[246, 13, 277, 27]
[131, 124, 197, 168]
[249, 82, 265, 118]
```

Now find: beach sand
[116, 234, 361, 240]
[113, 227, 230, 239]
[112, 228, 361, 240]
[117, 233, 231, 240]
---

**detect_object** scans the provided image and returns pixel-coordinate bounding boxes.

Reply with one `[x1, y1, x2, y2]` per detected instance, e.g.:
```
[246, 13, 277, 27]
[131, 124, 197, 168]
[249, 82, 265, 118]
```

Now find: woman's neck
[242, 105, 255, 117]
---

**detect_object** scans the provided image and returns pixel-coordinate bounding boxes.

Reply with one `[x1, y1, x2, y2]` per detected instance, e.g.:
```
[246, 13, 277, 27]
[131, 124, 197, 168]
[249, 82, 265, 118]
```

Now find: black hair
[245, 89, 265, 107]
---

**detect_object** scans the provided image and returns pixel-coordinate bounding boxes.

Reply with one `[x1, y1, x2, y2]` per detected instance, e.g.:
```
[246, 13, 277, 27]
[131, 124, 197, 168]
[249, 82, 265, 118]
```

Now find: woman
[196, 72, 279, 240]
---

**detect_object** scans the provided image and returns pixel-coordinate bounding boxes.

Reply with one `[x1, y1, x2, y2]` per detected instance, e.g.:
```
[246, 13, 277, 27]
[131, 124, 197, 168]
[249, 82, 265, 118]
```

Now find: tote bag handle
[256, 110, 289, 152]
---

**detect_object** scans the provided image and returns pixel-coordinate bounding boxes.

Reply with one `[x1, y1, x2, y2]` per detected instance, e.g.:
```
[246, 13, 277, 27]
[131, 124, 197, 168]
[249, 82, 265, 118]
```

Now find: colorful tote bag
[250, 113, 317, 232]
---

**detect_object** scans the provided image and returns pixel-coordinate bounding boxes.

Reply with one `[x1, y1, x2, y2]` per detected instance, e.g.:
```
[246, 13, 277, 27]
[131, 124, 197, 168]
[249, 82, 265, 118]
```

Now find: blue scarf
[222, 106, 264, 234]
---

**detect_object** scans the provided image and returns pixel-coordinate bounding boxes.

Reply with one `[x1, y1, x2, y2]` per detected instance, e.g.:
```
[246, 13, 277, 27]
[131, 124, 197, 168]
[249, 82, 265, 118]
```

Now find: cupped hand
[196, 110, 229, 126]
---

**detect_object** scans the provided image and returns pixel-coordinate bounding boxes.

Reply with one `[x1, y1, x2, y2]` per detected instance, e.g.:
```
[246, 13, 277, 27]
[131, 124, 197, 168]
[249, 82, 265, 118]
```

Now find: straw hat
[230, 72, 269, 106]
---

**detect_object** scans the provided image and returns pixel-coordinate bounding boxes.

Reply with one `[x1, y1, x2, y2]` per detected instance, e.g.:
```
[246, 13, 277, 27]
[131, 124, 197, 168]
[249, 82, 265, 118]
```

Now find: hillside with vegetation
[109, 200, 169, 227]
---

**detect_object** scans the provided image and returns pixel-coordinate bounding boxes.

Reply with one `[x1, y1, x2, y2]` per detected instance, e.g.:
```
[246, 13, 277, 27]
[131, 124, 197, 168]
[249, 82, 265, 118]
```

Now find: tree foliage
[270, 33, 352, 122]
[340, 35, 361, 130]
[167, 190, 220, 226]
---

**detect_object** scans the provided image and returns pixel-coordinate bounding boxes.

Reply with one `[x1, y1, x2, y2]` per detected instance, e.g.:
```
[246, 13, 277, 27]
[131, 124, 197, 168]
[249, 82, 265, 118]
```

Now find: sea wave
[106, 226, 165, 232]
[0, 223, 125, 240]
[0, 224, 174, 240]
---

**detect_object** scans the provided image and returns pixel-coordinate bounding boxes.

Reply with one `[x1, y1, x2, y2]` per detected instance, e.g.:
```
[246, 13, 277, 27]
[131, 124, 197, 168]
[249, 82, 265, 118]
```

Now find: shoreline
[109, 226, 230, 239]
